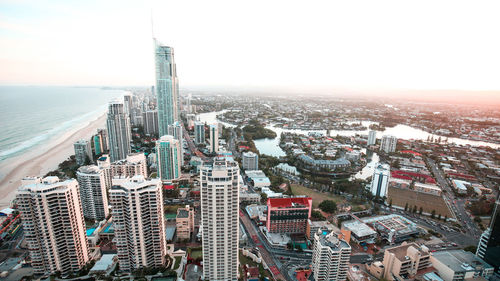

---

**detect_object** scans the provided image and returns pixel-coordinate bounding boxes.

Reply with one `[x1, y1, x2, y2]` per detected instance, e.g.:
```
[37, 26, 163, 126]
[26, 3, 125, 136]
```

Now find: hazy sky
[1, 0, 500, 91]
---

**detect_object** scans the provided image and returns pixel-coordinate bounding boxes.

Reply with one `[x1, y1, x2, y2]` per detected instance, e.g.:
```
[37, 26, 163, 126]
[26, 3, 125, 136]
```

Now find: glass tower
[477, 196, 500, 278]
[155, 41, 179, 136]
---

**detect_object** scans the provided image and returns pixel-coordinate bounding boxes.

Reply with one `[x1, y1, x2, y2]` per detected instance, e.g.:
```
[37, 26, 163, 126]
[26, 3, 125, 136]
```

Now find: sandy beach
[0, 113, 107, 209]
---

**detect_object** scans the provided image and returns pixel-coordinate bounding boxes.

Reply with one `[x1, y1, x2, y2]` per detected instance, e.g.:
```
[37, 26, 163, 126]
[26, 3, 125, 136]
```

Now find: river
[198, 110, 499, 179]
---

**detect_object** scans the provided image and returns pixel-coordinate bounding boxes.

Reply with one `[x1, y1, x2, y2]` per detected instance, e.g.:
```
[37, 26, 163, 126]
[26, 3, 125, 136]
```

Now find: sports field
[387, 186, 452, 217]
[290, 184, 343, 208]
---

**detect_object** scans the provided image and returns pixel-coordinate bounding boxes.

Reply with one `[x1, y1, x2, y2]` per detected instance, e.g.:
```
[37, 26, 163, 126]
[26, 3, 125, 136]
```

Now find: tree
[474, 216, 482, 224]
[389, 198, 393, 208]
[431, 210, 436, 219]
[419, 207, 423, 215]
[318, 200, 337, 213]
[437, 214, 442, 220]
[463, 245, 477, 253]
[412, 205, 417, 213]
[444, 215, 448, 222]
[311, 210, 326, 221]
[404, 202, 409, 211]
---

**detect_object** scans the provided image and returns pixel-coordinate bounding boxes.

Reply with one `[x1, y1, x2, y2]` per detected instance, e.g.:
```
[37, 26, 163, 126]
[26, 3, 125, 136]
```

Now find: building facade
[476, 196, 500, 278]
[110, 152, 148, 178]
[380, 135, 397, 153]
[106, 101, 131, 162]
[74, 139, 93, 166]
[17, 177, 90, 276]
[76, 165, 110, 221]
[97, 129, 108, 152]
[381, 242, 431, 280]
[109, 176, 167, 272]
[209, 124, 219, 153]
[266, 197, 312, 234]
[312, 231, 351, 281]
[142, 110, 159, 136]
[155, 42, 179, 136]
[370, 163, 390, 198]
[200, 158, 239, 280]
[156, 135, 182, 181]
[367, 130, 377, 146]
[176, 205, 195, 240]
[194, 121, 205, 145]
[242, 151, 259, 171]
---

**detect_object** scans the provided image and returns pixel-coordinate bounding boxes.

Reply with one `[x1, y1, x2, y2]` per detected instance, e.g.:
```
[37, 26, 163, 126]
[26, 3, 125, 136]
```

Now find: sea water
[0, 86, 124, 162]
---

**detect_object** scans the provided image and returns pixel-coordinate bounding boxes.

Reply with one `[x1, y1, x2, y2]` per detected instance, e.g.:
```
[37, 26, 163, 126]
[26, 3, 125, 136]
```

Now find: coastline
[0, 113, 107, 209]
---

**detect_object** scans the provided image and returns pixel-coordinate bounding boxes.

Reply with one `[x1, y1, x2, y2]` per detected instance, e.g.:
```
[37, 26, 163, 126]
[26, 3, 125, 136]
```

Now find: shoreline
[0, 113, 107, 209]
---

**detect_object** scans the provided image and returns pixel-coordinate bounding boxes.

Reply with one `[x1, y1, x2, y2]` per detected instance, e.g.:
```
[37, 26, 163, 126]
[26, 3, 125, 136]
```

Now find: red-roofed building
[401, 150, 423, 157]
[295, 268, 312, 281]
[266, 197, 312, 234]
[391, 170, 436, 184]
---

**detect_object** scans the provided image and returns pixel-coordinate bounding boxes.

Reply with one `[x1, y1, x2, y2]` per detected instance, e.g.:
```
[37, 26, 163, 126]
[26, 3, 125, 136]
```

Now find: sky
[1, 0, 500, 93]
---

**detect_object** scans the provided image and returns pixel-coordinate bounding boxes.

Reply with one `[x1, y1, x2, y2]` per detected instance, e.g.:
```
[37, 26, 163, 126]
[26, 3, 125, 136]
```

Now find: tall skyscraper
[123, 94, 133, 116]
[97, 129, 108, 152]
[312, 230, 351, 281]
[93, 134, 103, 155]
[209, 124, 219, 153]
[142, 110, 159, 136]
[155, 42, 179, 136]
[167, 121, 183, 141]
[380, 135, 397, 153]
[477, 195, 500, 278]
[200, 158, 239, 280]
[370, 163, 390, 198]
[194, 121, 205, 145]
[17, 177, 90, 276]
[110, 176, 167, 272]
[76, 165, 110, 221]
[367, 130, 377, 146]
[74, 139, 93, 166]
[156, 135, 182, 181]
[242, 151, 259, 171]
[106, 101, 131, 162]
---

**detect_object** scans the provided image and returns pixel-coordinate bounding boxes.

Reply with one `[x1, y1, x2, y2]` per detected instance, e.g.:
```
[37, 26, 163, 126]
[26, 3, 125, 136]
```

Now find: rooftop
[432, 250, 493, 273]
[268, 197, 311, 208]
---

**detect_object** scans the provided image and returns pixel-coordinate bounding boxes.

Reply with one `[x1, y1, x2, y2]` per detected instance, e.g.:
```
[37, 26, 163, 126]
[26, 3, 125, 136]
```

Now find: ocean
[0, 86, 125, 162]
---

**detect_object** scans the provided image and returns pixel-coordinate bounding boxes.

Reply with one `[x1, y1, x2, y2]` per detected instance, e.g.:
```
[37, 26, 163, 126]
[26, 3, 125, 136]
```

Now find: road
[426, 158, 482, 239]
[239, 210, 286, 281]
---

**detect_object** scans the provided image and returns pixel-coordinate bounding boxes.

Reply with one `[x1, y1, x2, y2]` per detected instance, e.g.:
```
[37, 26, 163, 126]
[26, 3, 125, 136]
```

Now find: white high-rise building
[380, 135, 397, 153]
[167, 121, 183, 141]
[155, 42, 179, 136]
[74, 139, 93, 166]
[142, 110, 159, 136]
[312, 230, 351, 281]
[110, 176, 167, 272]
[242, 151, 259, 171]
[110, 153, 148, 178]
[106, 101, 131, 162]
[367, 130, 377, 146]
[209, 124, 219, 153]
[370, 163, 390, 198]
[76, 165, 110, 221]
[167, 121, 184, 156]
[201, 158, 239, 280]
[156, 135, 182, 181]
[194, 121, 205, 145]
[17, 177, 90, 276]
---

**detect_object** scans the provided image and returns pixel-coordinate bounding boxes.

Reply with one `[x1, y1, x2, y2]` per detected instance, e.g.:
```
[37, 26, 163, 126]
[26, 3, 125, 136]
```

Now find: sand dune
[0, 113, 107, 209]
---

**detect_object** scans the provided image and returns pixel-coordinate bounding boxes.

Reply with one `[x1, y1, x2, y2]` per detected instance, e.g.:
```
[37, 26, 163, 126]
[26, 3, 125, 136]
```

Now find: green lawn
[173, 256, 182, 270]
[188, 248, 203, 259]
[290, 184, 343, 208]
